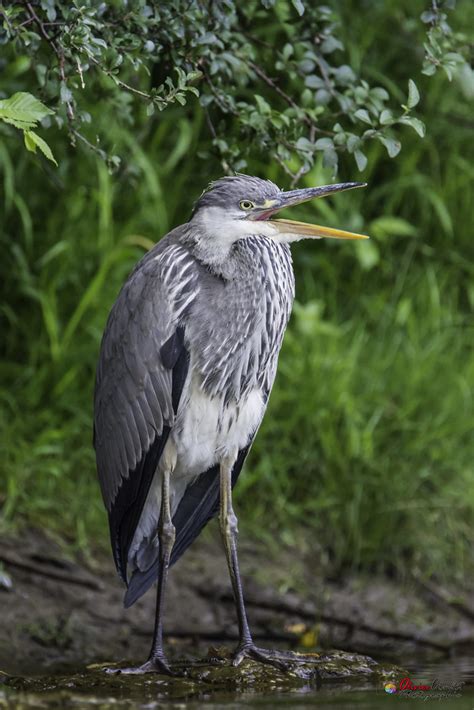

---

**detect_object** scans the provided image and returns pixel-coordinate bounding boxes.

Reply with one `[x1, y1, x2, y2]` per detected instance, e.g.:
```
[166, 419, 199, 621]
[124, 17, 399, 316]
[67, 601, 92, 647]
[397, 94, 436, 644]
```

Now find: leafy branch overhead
[0, 0, 470, 177]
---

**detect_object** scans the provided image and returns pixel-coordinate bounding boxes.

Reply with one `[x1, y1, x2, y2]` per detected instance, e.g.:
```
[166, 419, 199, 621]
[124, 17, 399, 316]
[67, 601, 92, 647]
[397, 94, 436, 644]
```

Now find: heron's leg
[219, 455, 289, 672]
[219, 453, 252, 645]
[110, 467, 178, 676]
[147, 466, 176, 670]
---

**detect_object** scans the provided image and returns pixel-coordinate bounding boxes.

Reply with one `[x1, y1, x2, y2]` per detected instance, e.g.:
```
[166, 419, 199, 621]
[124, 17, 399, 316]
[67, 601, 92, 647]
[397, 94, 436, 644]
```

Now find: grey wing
[93, 239, 198, 583]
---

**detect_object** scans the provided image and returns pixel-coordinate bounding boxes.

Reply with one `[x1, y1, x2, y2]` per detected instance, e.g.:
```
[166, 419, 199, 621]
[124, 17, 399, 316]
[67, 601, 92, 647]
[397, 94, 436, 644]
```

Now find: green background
[0, 0, 473, 583]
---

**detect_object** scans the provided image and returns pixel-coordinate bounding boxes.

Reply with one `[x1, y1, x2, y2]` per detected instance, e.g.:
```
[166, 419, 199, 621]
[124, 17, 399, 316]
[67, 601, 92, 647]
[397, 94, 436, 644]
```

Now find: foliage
[1, 0, 468, 179]
[0, 0, 473, 581]
[421, 0, 472, 79]
[0, 92, 57, 164]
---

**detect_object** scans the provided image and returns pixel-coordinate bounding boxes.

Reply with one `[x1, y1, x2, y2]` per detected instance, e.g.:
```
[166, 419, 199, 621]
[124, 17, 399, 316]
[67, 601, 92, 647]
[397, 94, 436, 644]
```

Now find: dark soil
[0, 526, 473, 677]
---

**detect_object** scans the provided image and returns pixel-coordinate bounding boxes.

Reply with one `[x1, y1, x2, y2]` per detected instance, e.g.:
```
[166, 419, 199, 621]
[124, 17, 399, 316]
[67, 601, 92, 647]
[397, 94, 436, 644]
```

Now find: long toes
[104, 667, 121, 675]
[104, 660, 180, 676]
[148, 660, 188, 678]
[251, 649, 289, 672]
[232, 646, 290, 672]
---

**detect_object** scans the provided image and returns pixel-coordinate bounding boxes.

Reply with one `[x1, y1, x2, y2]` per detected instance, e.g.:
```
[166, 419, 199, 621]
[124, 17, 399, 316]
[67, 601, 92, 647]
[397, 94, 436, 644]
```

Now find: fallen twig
[0, 551, 103, 592]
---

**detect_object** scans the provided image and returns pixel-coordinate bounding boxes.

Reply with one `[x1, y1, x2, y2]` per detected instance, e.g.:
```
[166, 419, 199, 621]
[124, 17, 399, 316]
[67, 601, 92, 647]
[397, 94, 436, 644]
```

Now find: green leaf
[41, 0, 57, 22]
[369, 216, 417, 238]
[457, 63, 474, 100]
[444, 52, 465, 64]
[379, 109, 394, 125]
[305, 75, 324, 89]
[314, 137, 334, 150]
[0, 92, 54, 130]
[398, 116, 426, 137]
[321, 36, 343, 54]
[315, 88, 331, 105]
[23, 130, 58, 166]
[422, 62, 437, 77]
[301, 88, 314, 106]
[354, 108, 372, 125]
[299, 59, 315, 74]
[420, 10, 437, 23]
[333, 133, 345, 147]
[407, 79, 420, 109]
[291, 0, 305, 16]
[378, 135, 401, 157]
[282, 43, 293, 61]
[0, 115, 34, 130]
[442, 64, 453, 81]
[346, 134, 359, 153]
[354, 149, 367, 171]
[296, 137, 313, 152]
[255, 94, 271, 115]
[334, 65, 356, 84]
[187, 70, 203, 81]
[370, 87, 389, 101]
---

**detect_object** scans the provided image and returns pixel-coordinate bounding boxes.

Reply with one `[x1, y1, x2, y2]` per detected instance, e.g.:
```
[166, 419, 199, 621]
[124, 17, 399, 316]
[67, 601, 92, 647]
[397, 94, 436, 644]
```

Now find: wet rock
[1, 648, 403, 707]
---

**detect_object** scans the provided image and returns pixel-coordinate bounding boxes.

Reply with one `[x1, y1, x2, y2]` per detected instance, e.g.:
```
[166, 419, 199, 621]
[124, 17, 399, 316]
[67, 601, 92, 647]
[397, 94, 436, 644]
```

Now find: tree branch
[79, 49, 153, 101]
[25, 2, 74, 121]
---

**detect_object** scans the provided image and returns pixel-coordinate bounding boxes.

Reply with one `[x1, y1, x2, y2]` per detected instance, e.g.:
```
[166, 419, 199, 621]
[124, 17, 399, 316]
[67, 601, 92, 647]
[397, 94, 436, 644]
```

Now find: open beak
[252, 182, 369, 240]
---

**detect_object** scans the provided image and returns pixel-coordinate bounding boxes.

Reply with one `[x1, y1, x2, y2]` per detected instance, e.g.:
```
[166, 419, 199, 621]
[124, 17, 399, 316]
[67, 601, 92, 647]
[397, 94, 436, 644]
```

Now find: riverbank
[1, 526, 473, 677]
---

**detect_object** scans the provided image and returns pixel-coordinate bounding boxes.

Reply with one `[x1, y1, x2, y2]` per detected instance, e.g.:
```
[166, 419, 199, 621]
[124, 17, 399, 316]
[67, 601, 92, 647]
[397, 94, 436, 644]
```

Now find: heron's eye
[239, 200, 255, 211]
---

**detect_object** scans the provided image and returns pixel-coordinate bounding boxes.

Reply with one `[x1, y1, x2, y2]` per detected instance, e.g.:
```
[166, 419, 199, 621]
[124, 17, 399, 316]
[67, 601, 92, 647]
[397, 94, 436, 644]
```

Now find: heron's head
[191, 174, 368, 249]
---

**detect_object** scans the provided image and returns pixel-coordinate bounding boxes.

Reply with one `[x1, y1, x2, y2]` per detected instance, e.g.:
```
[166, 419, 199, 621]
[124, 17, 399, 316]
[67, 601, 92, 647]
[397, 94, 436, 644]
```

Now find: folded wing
[93, 238, 198, 583]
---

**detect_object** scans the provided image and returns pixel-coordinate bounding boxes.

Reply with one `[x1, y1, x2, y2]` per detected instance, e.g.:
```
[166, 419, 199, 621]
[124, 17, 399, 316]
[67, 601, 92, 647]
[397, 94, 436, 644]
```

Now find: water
[166, 657, 474, 709]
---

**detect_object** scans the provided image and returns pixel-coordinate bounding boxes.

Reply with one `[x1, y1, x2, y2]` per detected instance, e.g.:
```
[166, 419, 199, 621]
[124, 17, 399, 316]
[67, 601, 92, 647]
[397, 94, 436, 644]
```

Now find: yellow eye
[239, 200, 255, 210]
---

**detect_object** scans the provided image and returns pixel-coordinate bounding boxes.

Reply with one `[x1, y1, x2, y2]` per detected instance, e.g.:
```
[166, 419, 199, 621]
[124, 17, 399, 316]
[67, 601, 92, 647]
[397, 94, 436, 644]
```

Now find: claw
[232, 650, 245, 667]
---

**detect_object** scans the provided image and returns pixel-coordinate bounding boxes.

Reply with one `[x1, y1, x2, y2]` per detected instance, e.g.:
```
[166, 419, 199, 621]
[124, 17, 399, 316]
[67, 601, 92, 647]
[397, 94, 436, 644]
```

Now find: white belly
[171, 376, 265, 482]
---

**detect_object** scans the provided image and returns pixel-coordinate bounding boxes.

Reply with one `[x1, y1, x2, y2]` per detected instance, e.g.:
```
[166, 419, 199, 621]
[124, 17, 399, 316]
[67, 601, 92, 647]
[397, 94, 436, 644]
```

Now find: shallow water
[212, 657, 474, 709]
[1, 654, 473, 708]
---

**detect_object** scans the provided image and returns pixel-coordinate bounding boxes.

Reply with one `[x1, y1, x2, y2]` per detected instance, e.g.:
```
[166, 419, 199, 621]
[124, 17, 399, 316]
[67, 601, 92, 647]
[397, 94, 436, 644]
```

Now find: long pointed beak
[253, 182, 369, 240]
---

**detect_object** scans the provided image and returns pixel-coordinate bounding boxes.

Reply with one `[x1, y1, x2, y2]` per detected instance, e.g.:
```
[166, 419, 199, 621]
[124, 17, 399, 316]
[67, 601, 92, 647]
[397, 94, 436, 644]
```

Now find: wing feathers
[160, 327, 185, 369]
[94, 240, 198, 578]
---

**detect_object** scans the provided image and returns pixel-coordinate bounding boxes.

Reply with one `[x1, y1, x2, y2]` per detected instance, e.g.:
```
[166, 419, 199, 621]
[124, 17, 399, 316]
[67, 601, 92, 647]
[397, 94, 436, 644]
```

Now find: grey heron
[94, 174, 367, 674]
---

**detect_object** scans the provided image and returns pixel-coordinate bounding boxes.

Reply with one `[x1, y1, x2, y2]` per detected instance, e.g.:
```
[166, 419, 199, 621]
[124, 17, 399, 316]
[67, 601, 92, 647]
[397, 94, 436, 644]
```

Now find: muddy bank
[0, 527, 473, 676]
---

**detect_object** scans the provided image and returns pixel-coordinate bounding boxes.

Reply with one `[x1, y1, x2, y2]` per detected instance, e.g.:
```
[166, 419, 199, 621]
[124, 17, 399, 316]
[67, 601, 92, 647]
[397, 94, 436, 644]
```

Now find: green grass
[243, 269, 473, 577]
[0, 0, 473, 579]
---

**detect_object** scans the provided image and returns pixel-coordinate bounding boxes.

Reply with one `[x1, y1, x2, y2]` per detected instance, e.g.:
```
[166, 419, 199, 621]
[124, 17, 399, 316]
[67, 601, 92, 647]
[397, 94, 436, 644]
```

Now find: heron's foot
[105, 657, 183, 677]
[231, 644, 292, 672]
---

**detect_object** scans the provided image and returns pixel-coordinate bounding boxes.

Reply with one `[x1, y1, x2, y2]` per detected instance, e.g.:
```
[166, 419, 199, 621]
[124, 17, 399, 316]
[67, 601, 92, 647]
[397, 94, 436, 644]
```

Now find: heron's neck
[188, 209, 277, 278]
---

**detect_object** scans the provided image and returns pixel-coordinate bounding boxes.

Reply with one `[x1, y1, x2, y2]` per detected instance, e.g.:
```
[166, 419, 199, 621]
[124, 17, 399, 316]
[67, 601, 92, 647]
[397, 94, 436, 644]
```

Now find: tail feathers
[124, 561, 159, 608]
